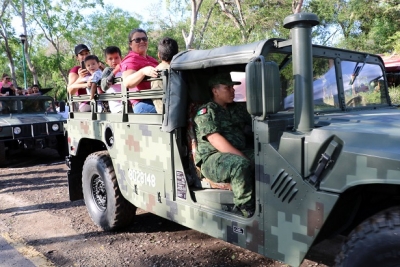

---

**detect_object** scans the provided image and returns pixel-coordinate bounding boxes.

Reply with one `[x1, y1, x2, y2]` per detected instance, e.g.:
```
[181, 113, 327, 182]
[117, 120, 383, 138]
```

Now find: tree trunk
[182, 0, 204, 49]
[292, 0, 303, 14]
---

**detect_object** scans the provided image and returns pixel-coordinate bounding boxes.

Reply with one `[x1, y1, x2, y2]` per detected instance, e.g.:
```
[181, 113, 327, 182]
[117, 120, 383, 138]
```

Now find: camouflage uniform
[194, 101, 254, 209]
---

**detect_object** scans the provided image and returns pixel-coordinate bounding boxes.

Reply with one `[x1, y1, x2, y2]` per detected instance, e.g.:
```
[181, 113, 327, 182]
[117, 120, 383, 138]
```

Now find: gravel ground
[0, 149, 341, 267]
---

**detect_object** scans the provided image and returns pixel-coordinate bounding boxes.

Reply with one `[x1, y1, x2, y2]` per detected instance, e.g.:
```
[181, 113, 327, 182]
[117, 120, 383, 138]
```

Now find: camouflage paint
[66, 13, 400, 267]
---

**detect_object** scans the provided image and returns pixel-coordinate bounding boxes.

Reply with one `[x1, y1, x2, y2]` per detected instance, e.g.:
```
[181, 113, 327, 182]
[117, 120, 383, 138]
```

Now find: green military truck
[66, 13, 400, 267]
[0, 95, 67, 164]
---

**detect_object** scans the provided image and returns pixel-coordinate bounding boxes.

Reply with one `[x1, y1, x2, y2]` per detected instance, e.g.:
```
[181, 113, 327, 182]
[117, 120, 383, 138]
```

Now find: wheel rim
[91, 174, 107, 211]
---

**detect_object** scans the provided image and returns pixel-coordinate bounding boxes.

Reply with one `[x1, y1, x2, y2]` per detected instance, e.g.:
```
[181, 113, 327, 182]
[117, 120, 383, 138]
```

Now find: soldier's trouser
[200, 149, 254, 208]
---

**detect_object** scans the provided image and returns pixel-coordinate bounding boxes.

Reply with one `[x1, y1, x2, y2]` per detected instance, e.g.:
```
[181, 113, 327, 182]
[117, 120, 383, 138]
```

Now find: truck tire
[335, 207, 400, 267]
[56, 135, 68, 158]
[0, 141, 5, 166]
[82, 151, 136, 231]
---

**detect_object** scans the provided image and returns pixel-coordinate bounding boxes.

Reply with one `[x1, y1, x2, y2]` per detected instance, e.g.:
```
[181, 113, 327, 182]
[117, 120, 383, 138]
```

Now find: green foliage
[2, 0, 399, 101]
[79, 6, 142, 59]
[389, 86, 400, 105]
[307, 0, 400, 53]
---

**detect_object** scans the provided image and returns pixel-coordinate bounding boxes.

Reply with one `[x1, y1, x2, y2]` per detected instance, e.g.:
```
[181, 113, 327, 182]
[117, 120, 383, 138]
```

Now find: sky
[102, 0, 163, 22]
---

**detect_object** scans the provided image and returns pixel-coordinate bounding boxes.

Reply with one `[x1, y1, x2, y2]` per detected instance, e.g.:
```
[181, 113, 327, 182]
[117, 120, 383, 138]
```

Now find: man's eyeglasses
[130, 37, 148, 44]
[5, 78, 10, 80]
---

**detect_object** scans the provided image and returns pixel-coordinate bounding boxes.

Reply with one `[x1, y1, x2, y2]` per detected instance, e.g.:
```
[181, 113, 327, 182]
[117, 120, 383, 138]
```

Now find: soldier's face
[214, 84, 235, 104]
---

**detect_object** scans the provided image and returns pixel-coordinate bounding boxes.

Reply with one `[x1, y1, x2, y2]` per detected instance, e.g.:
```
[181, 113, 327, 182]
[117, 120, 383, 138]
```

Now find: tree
[182, 0, 204, 49]
[308, 0, 400, 53]
[78, 6, 142, 58]
[0, 0, 18, 85]
[292, 0, 304, 13]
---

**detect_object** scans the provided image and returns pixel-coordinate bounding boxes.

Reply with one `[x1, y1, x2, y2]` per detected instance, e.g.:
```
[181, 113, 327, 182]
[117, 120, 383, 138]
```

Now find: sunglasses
[130, 37, 148, 43]
[5, 77, 10, 80]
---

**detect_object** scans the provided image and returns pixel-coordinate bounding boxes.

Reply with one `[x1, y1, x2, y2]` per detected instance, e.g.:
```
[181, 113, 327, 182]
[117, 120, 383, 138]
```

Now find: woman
[0, 74, 15, 96]
[67, 44, 91, 96]
[121, 29, 159, 113]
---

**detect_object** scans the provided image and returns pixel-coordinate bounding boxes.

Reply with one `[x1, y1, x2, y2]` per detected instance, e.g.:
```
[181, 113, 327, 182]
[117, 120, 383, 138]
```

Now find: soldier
[194, 73, 255, 218]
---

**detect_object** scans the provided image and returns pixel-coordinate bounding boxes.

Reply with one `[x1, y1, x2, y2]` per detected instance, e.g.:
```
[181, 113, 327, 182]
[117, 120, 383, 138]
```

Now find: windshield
[341, 61, 387, 108]
[267, 53, 340, 111]
[266, 52, 387, 111]
[0, 97, 56, 114]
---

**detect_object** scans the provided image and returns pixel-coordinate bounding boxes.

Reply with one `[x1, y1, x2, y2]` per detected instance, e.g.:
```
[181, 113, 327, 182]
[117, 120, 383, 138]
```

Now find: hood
[312, 107, 400, 159]
[0, 114, 64, 127]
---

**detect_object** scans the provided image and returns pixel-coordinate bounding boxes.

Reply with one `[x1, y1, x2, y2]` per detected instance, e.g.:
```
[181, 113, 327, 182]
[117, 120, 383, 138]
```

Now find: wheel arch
[314, 183, 400, 244]
[67, 138, 108, 201]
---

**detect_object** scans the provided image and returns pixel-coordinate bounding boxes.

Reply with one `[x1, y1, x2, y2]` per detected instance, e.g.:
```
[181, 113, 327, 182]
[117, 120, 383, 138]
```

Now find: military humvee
[66, 13, 400, 267]
[0, 95, 67, 164]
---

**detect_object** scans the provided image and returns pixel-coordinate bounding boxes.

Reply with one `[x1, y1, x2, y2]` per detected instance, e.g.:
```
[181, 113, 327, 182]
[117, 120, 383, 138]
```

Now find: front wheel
[335, 207, 400, 267]
[82, 151, 136, 231]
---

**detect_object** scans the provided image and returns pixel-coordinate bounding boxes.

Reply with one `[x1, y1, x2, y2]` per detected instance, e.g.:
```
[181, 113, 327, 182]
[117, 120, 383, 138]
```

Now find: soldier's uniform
[194, 101, 254, 211]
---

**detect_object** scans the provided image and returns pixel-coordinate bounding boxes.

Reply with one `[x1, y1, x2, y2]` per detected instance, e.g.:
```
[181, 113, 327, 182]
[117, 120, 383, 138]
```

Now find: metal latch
[309, 140, 338, 186]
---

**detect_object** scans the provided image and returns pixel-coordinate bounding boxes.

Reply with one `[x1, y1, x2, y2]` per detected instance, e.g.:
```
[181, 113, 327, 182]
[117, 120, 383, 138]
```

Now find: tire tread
[335, 207, 400, 267]
[83, 151, 136, 231]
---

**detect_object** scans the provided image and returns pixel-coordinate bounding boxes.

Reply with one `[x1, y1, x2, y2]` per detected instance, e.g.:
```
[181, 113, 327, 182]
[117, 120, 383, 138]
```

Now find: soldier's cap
[209, 73, 241, 87]
[74, 44, 90, 55]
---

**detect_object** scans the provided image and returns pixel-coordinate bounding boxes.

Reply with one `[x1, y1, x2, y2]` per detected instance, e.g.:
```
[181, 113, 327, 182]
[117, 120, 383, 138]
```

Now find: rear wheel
[0, 141, 5, 166]
[335, 207, 400, 267]
[82, 151, 136, 230]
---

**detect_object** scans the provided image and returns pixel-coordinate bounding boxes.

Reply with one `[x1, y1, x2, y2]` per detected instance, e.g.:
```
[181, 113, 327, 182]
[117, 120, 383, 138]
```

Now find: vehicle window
[341, 61, 387, 108]
[231, 72, 246, 102]
[0, 100, 18, 114]
[267, 53, 340, 111]
[22, 99, 52, 113]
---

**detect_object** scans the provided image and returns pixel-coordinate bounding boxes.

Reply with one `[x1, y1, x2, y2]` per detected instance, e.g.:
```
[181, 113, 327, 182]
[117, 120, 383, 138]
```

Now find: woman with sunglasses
[0, 74, 15, 96]
[121, 28, 159, 113]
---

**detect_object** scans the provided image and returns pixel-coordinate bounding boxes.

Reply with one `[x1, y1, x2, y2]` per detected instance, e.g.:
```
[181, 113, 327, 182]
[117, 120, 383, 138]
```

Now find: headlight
[51, 124, 59, 131]
[14, 127, 21, 135]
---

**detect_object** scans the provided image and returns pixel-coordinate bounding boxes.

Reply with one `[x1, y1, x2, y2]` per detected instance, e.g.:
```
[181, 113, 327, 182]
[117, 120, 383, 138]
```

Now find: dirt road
[0, 149, 341, 267]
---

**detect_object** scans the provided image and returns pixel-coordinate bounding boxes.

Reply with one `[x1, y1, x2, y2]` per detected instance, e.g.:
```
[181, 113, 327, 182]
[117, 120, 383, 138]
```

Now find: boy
[100, 46, 123, 113]
[80, 55, 102, 112]
[151, 37, 179, 114]
[31, 84, 41, 95]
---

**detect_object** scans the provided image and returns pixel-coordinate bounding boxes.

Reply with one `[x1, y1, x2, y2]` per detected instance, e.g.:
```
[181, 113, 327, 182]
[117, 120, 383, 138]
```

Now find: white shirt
[56, 105, 69, 119]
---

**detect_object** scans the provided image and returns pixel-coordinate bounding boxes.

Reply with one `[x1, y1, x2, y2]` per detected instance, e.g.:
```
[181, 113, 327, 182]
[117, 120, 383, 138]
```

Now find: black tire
[56, 135, 69, 158]
[0, 141, 5, 166]
[335, 207, 400, 267]
[82, 151, 137, 231]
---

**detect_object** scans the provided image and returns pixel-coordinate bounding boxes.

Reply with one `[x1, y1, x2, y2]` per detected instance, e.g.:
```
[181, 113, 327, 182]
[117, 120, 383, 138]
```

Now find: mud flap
[66, 155, 84, 201]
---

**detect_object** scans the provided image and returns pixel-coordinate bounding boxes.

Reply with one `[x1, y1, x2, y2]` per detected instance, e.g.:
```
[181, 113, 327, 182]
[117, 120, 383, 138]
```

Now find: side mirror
[246, 57, 281, 120]
[59, 101, 66, 112]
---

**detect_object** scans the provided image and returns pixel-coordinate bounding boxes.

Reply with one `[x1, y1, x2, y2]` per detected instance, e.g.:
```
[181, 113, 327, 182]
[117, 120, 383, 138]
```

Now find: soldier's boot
[232, 205, 255, 218]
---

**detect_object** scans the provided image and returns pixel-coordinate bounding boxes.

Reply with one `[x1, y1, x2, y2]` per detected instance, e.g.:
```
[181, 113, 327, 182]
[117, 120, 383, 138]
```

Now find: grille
[13, 123, 48, 138]
[33, 123, 48, 136]
[17, 125, 32, 138]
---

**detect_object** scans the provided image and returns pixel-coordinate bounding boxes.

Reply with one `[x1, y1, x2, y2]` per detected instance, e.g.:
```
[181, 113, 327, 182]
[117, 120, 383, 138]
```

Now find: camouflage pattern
[66, 13, 400, 267]
[201, 149, 254, 207]
[194, 101, 254, 207]
[194, 101, 252, 165]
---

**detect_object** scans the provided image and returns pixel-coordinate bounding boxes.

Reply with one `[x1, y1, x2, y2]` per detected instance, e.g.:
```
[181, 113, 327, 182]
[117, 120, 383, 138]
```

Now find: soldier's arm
[206, 133, 247, 158]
